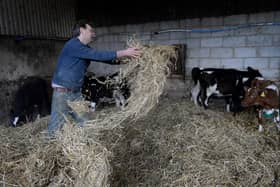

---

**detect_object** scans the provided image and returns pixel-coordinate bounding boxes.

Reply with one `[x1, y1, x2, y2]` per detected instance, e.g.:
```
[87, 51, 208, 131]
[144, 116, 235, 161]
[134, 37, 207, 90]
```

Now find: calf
[10, 77, 51, 126]
[241, 79, 280, 132]
[82, 72, 130, 111]
[190, 67, 201, 106]
[190, 66, 262, 114]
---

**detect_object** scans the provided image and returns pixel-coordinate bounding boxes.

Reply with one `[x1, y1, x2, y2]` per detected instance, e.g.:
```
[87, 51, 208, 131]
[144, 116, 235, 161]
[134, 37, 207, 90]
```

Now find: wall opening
[168, 44, 186, 80]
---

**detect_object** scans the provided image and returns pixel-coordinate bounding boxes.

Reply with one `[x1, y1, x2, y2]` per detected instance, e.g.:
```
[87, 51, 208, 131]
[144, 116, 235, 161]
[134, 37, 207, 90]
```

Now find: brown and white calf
[241, 79, 280, 132]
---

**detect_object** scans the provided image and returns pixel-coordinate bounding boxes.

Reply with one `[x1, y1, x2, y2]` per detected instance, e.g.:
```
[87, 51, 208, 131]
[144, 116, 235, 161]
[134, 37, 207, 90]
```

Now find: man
[48, 20, 141, 136]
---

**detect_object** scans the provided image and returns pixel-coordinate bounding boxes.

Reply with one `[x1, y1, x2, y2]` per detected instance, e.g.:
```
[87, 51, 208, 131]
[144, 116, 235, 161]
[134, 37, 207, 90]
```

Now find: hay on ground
[105, 98, 280, 186]
[0, 38, 177, 186]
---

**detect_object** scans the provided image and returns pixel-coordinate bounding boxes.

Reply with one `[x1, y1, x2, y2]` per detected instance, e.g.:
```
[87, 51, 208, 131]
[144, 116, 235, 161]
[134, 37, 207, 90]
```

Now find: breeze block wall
[92, 11, 280, 88]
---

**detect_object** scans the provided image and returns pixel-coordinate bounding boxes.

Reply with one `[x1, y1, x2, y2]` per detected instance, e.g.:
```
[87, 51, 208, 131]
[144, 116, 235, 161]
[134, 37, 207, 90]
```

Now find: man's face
[80, 24, 96, 44]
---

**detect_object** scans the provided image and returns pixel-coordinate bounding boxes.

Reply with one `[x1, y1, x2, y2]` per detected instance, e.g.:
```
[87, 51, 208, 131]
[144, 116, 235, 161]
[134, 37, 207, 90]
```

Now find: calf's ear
[247, 66, 253, 71]
[260, 90, 268, 97]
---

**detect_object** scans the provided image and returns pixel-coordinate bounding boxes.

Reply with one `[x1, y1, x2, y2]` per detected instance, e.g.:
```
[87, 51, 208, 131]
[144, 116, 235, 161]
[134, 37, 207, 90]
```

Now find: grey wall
[88, 11, 280, 98]
[0, 38, 63, 80]
[91, 11, 280, 82]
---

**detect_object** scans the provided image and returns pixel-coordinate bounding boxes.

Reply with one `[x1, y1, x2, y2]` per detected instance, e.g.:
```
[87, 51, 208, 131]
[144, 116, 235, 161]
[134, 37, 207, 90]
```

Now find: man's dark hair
[72, 19, 94, 37]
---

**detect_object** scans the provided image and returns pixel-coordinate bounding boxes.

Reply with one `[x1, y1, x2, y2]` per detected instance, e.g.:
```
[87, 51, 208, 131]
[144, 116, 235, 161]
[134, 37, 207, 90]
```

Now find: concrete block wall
[0, 38, 63, 81]
[92, 11, 280, 82]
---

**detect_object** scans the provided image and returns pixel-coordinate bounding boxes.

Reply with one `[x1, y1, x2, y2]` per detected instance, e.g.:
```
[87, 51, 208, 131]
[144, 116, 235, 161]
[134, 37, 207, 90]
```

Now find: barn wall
[91, 11, 280, 94]
[0, 37, 64, 80]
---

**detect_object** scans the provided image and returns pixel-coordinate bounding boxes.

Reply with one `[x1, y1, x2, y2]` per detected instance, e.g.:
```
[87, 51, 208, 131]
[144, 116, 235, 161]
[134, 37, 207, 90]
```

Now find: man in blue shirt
[48, 20, 141, 136]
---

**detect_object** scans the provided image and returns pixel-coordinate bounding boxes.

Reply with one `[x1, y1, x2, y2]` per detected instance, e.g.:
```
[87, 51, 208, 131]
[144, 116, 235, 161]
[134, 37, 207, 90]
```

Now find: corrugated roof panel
[1, 0, 9, 35]
[0, 0, 75, 39]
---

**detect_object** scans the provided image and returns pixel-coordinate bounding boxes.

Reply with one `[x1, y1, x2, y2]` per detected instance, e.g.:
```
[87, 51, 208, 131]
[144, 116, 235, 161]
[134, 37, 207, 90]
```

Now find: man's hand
[117, 47, 141, 58]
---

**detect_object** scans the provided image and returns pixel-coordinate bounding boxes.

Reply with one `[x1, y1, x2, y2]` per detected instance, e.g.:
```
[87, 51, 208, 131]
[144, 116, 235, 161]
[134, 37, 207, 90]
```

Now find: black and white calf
[190, 66, 262, 114]
[10, 77, 51, 126]
[82, 73, 130, 111]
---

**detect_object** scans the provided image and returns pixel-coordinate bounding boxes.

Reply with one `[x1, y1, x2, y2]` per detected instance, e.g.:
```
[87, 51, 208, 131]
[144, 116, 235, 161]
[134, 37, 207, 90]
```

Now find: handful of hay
[83, 38, 177, 130]
[121, 38, 177, 119]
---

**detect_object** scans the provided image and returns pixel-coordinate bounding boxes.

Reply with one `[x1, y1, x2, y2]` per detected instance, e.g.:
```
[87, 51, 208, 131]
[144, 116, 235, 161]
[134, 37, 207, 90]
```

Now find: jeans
[48, 90, 86, 136]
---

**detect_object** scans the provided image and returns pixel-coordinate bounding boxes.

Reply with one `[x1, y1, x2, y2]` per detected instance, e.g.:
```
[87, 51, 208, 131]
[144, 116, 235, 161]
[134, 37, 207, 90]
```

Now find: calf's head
[9, 105, 39, 127]
[247, 67, 262, 78]
[241, 87, 260, 107]
[9, 109, 26, 127]
[242, 86, 279, 109]
[251, 79, 274, 90]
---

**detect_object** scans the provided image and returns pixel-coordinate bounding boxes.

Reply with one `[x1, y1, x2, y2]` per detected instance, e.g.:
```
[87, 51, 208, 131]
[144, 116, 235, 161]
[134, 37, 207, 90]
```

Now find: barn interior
[0, 0, 280, 186]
